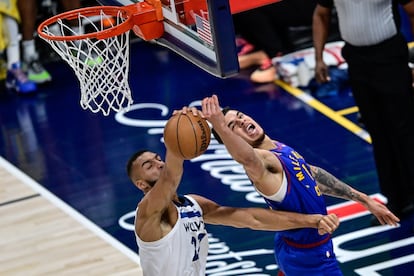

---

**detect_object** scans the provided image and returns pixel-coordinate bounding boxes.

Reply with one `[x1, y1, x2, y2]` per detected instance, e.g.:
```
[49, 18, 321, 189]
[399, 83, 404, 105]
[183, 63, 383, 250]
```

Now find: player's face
[224, 110, 265, 147]
[135, 152, 165, 187]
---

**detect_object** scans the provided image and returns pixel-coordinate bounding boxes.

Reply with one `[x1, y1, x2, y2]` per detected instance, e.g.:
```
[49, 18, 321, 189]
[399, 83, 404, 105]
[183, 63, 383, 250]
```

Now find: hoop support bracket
[125, 0, 164, 41]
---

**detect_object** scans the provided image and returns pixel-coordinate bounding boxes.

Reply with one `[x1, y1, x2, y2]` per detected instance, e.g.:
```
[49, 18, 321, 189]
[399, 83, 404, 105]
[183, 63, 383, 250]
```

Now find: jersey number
[191, 233, 206, 261]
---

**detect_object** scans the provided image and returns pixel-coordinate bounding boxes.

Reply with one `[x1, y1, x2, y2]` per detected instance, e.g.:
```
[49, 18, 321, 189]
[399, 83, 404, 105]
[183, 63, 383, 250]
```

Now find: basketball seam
[176, 114, 186, 159]
[189, 115, 199, 158]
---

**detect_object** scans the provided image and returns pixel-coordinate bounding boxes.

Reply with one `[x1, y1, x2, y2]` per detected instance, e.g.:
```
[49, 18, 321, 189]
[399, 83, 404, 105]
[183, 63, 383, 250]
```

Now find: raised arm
[134, 150, 184, 241]
[201, 95, 282, 195]
[190, 194, 339, 235]
[144, 107, 203, 209]
[201, 95, 262, 169]
[310, 165, 400, 226]
[135, 109, 202, 241]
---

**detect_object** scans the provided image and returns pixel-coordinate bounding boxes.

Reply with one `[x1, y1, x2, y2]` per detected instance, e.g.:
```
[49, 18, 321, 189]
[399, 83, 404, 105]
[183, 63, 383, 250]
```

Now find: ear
[135, 179, 147, 190]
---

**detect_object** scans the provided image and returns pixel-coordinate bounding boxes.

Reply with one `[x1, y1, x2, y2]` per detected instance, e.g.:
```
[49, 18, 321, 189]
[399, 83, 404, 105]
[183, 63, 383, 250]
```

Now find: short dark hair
[211, 106, 231, 144]
[126, 149, 149, 178]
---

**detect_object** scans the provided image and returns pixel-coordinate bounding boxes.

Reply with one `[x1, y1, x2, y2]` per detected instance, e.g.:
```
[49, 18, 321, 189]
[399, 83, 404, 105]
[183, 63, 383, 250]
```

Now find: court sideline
[0, 157, 143, 275]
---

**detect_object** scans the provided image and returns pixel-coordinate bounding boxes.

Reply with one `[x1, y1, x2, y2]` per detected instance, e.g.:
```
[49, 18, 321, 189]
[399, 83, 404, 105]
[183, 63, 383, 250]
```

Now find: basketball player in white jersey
[126, 107, 340, 276]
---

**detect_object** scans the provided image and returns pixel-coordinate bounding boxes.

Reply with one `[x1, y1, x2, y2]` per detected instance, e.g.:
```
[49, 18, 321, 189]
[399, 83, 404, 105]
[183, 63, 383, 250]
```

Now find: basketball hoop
[37, 2, 164, 116]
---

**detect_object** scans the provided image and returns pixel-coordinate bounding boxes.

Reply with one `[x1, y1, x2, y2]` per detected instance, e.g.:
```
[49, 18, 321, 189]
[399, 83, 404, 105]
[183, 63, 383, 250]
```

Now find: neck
[257, 136, 276, 150]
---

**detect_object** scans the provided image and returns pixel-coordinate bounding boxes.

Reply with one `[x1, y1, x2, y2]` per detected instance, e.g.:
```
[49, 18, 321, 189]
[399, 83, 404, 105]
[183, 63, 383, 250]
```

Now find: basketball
[163, 112, 211, 159]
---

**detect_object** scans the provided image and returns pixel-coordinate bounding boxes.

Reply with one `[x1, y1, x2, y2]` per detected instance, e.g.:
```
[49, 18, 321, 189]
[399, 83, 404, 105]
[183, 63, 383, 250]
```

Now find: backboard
[96, 0, 239, 78]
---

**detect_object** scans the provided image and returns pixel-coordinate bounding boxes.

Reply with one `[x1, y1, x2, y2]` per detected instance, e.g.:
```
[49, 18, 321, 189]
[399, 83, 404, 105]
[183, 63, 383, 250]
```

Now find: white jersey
[135, 195, 209, 276]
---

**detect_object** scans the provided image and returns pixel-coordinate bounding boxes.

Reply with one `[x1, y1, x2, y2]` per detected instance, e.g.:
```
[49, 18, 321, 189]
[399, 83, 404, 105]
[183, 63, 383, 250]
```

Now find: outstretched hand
[201, 94, 224, 126]
[317, 213, 340, 235]
[366, 200, 400, 226]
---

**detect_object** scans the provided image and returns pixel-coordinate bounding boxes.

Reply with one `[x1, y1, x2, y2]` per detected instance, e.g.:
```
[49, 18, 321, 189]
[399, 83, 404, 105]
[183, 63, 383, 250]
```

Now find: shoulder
[256, 148, 283, 169]
[182, 195, 206, 212]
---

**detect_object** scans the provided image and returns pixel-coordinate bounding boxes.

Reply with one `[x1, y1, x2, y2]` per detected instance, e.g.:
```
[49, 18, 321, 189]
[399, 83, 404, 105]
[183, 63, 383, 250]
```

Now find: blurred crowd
[0, 0, 97, 94]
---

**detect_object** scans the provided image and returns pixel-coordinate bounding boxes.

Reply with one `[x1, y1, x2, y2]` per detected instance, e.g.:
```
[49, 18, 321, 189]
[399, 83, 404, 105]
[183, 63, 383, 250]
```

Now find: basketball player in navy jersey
[127, 107, 340, 276]
[201, 94, 400, 276]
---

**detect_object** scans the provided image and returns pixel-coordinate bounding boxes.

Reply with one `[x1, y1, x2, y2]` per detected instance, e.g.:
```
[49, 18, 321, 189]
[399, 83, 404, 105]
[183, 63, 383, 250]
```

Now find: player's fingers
[316, 215, 330, 233]
[319, 215, 339, 233]
[207, 97, 215, 114]
[376, 216, 386, 226]
[201, 97, 207, 107]
[320, 222, 334, 234]
[202, 98, 211, 115]
[331, 214, 340, 226]
[189, 107, 200, 116]
[385, 214, 399, 226]
[198, 110, 206, 118]
[212, 94, 219, 106]
[318, 228, 328, 235]
[172, 107, 186, 115]
[317, 224, 333, 235]
[180, 106, 192, 114]
[201, 98, 209, 114]
[209, 98, 217, 114]
[212, 95, 221, 112]
[384, 218, 396, 226]
[375, 214, 394, 226]
[390, 212, 400, 222]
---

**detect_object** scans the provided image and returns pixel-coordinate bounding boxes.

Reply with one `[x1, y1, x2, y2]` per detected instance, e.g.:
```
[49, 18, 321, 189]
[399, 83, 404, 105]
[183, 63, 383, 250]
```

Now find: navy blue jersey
[262, 141, 342, 275]
[264, 141, 329, 245]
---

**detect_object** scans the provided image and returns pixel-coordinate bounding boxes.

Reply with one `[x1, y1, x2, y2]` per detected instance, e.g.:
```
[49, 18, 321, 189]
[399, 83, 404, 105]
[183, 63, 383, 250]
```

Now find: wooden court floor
[0, 158, 143, 275]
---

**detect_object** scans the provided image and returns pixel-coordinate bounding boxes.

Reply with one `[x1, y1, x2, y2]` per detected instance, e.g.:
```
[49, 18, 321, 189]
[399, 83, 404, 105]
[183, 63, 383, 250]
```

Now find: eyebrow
[227, 111, 241, 128]
[141, 153, 159, 167]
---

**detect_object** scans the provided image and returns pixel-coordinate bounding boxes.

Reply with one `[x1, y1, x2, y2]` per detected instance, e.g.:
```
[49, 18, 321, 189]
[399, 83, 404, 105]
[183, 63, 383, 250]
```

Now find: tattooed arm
[310, 165, 400, 226]
[310, 166, 362, 201]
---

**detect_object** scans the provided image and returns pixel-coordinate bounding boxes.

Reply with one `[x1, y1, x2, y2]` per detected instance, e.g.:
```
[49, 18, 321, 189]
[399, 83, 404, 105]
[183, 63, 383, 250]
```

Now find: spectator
[1, 0, 36, 93]
[233, 0, 318, 83]
[17, 0, 81, 84]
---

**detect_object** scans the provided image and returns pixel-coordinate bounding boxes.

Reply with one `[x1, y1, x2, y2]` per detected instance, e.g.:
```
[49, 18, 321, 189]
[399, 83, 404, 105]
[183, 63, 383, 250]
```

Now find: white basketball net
[39, 10, 133, 116]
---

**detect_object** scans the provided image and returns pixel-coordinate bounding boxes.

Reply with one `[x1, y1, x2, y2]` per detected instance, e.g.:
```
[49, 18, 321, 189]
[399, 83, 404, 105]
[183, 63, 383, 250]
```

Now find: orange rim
[37, 6, 134, 41]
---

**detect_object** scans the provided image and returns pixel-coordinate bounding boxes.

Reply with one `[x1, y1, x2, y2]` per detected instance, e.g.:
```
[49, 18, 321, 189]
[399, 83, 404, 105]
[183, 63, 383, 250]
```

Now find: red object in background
[229, 0, 282, 14]
[327, 193, 387, 221]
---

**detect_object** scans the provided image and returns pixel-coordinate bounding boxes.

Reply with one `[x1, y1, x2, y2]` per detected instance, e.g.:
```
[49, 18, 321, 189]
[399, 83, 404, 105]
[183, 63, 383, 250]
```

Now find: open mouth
[246, 124, 256, 135]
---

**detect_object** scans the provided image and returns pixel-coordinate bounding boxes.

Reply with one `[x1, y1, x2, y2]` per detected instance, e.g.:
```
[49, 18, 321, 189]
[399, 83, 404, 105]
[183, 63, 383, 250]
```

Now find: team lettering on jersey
[180, 207, 206, 234]
[183, 220, 205, 232]
[288, 150, 313, 181]
[288, 149, 321, 196]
